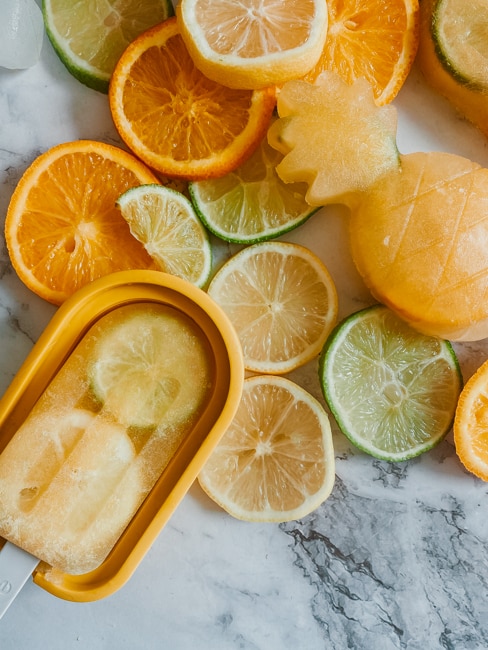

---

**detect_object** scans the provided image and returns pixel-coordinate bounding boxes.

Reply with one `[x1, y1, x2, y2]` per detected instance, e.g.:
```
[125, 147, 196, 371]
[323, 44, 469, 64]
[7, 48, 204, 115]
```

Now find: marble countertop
[2, 9, 488, 650]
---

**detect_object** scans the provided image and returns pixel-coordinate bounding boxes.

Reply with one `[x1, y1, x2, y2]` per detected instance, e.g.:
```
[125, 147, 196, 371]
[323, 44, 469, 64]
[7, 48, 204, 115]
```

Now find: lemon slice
[199, 375, 336, 522]
[89, 304, 212, 429]
[207, 242, 338, 374]
[42, 0, 174, 92]
[176, 0, 328, 89]
[188, 120, 319, 244]
[116, 184, 212, 289]
[319, 305, 463, 462]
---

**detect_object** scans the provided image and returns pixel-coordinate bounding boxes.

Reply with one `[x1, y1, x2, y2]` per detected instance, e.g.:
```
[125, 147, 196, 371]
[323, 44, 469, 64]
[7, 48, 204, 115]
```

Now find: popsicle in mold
[0, 302, 213, 576]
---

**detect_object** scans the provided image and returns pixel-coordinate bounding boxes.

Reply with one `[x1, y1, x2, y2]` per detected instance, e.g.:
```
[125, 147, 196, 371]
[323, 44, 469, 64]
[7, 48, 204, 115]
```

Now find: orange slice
[176, 0, 328, 89]
[109, 17, 276, 180]
[5, 140, 159, 305]
[198, 375, 336, 522]
[454, 359, 488, 481]
[302, 0, 420, 105]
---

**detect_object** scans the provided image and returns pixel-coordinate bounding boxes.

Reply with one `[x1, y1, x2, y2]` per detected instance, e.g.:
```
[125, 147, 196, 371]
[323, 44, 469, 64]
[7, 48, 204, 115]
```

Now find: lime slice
[42, 0, 174, 93]
[188, 122, 319, 244]
[89, 304, 212, 429]
[319, 305, 463, 462]
[116, 184, 212, 289]
[432, 0, 488, 90]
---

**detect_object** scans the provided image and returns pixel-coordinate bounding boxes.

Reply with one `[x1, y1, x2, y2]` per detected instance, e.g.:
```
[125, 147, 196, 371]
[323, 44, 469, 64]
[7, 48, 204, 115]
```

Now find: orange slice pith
[5, 140, 159, 305]
[109, 17, 276, 180]
[302, 0, 420, 105]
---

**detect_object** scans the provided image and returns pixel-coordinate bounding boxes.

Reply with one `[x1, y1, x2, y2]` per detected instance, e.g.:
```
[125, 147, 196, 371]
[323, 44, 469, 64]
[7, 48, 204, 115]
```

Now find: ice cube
[0, 0, 44, 70]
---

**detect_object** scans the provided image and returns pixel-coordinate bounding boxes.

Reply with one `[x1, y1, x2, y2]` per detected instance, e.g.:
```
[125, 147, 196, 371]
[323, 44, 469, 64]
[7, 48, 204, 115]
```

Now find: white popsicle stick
[0, 541, 39, 619]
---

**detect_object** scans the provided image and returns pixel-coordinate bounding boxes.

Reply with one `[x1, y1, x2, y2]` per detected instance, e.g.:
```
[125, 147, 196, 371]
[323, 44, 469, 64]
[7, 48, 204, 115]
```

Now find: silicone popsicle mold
[0, 270, 244, 603]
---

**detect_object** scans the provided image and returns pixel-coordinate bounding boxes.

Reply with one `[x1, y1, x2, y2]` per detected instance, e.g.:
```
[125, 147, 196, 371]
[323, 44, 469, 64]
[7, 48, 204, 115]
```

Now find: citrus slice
[188, 119, 319, 244]
[42, 0, 174, 93]
[198, 375, 335, 523]
[454, 358, 488, 481]
[207, 242, 338, 374]
[430, 0, 488, 90]
[89, 303, 212, 429]
[301, 0, 419, 105]
[417, 0, 488, 138]
[109, 17, 276, 181]
[116, 184, 212, 288]
[176, 0, 328, 90]
[5, 140, 160, 305]
[319, 305, 463, 462]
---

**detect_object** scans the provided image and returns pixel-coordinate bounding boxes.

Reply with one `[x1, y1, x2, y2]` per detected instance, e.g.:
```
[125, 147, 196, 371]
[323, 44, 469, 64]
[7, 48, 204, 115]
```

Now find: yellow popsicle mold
[0, 270, 244, 602]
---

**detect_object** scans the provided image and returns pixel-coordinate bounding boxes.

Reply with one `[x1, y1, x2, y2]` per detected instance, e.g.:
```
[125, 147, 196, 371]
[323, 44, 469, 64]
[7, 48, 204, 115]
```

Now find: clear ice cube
[0, 0, 43, 70]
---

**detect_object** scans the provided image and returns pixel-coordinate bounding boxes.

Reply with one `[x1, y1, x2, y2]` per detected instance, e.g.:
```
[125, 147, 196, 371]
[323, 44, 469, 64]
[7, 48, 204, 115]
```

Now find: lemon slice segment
[176, 0, 328, 89]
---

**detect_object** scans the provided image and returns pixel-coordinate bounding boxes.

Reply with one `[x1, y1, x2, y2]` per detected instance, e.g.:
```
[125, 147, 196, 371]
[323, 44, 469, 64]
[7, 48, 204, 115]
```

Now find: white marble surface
[2, 7, 488, 649]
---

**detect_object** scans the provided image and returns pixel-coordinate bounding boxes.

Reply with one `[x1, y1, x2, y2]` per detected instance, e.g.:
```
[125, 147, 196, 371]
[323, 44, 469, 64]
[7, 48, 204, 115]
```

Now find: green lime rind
[42, 0, 174, 94]
[189, 178, 319, 244]
[432, 0, 488, 92]
[318, 304, 463, 462]
[43, 26, 109, 94]
[189, 179, 319, 244]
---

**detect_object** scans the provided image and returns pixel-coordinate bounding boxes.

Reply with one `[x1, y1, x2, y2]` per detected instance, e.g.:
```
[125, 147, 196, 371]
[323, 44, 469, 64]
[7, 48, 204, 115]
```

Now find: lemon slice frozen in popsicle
[89, 304, 212, 429]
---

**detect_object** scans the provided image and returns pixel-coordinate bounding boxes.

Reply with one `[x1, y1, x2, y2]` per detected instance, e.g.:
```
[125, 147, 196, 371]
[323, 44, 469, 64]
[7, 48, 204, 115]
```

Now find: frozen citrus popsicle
[0, 302, 213, 576]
